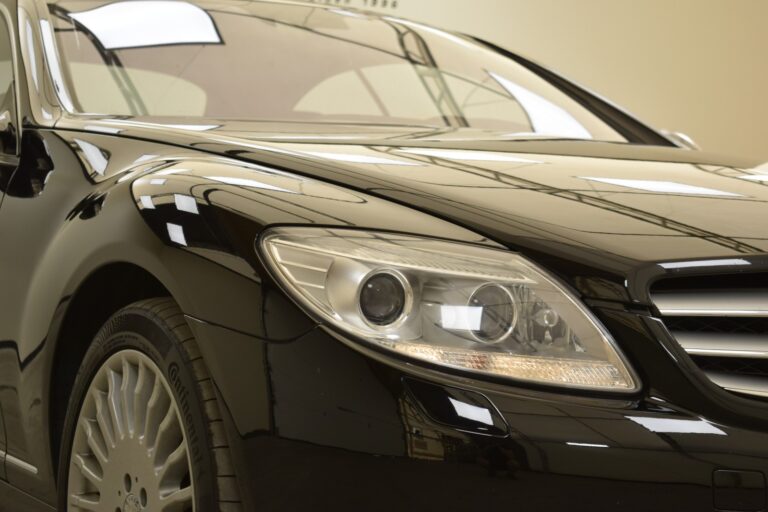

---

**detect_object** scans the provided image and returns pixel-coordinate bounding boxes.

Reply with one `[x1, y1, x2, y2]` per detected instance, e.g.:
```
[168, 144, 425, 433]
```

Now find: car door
[0, 0, 21, 482]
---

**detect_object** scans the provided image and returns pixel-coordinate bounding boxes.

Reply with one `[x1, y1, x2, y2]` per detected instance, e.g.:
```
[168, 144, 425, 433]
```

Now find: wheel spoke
[93, 389, 116, 449]
[144, 374, 170, 452]
[157, 440, 189, 485]
[79, 418, 108, 466]
[160, 485, 193, 512]
[154, 403, 182, 463]
[72, 453, 102, 487]
[106, 368, 125, 440]
[70, 493, 100, 511]
[134, 360, 152, 437]
[120, 356, 138, 438]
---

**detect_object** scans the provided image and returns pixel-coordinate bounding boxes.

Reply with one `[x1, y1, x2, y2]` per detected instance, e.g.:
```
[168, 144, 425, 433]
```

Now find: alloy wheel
[67, 349, 195, 512]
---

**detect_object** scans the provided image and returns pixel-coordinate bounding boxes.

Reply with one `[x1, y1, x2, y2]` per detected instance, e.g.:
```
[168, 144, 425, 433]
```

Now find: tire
[57, 297, 242, 512]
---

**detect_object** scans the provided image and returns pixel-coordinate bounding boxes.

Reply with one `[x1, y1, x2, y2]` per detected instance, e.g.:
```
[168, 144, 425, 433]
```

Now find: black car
[1, 0, 767, 510]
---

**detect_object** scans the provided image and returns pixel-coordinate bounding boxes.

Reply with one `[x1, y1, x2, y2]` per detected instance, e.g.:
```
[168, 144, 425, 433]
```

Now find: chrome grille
[651, 276, 768, 398]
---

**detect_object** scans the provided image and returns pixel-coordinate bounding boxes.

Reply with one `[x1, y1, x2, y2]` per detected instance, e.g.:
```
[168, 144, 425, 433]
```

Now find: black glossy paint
[0, 1, 766, 511]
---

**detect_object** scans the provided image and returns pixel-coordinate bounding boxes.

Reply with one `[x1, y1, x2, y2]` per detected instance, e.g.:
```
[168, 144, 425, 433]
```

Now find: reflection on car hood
[80, 119, 768, 274]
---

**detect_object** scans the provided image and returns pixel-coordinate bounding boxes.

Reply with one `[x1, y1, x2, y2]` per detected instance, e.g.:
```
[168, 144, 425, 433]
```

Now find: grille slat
[655, 291, 768, 317]
[707, 372, 768, 398]
[674, 332, 768, 359]
[651, 279, 768, 399]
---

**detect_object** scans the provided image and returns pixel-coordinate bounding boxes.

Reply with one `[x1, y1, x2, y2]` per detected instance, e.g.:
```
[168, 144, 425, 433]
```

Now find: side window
[0, 15, 11, 105]
[0, 12, 16, 157]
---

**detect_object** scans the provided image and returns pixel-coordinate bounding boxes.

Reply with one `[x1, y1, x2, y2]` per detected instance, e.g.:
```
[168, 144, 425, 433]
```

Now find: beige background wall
[307, 0, 768, 162]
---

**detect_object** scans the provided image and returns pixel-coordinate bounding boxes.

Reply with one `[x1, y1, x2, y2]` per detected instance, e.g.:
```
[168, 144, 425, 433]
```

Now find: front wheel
[58, 298, 241, 512]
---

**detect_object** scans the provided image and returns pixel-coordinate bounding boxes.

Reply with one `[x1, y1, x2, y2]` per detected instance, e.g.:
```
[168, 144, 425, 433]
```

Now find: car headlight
[260, 227, 639, 393]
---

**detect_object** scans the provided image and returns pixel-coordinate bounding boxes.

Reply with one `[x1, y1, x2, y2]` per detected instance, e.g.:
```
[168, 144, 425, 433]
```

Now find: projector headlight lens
[359, 271, 410, 326]
[260, 227, 639, 392]
[469, 284, 518, 344]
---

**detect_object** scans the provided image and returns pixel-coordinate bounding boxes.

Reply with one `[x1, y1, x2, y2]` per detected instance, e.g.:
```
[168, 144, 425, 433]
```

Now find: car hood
[75, 119, 768, 287]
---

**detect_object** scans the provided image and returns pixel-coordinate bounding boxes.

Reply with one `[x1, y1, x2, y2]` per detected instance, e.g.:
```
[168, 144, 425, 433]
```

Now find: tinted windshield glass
[49, 0, 628, 141]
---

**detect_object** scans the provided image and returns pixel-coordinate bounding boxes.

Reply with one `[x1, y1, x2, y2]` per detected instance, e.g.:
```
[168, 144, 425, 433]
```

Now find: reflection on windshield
[489, 71, 592, 139]
[49, 0, 627, 141]
[69, 1, 221, 50]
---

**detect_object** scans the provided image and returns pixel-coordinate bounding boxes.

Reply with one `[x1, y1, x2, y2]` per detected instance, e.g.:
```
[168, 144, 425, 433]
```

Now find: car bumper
[188, 308, 768, 512]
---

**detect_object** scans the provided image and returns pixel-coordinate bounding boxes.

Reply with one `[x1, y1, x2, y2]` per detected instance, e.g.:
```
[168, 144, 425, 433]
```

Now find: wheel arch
[47, 261, 172, 478]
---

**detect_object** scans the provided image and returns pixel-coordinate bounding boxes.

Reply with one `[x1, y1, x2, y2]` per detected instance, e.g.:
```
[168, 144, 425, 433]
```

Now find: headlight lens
[260, 227, 638, 392]
[359, 270, 410, 326]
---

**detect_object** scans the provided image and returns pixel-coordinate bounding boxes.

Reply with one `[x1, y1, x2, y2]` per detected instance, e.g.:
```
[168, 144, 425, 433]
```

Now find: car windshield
[49, 0, 633, 142]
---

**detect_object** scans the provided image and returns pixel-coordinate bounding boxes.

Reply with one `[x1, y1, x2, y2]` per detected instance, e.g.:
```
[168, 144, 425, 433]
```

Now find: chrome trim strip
[675, 332, 768, 359]
[662, 309, 768, 317]
[0, 450, 39, 475]
[706, 372, 768, 398]
[654, 291, 768, 317]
